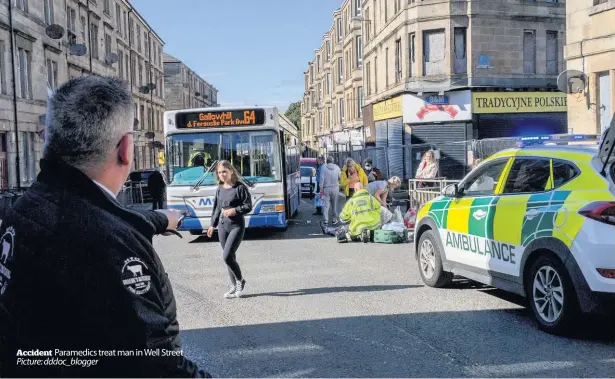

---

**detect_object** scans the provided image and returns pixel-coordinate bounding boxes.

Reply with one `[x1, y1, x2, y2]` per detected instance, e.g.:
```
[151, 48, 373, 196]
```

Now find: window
[138, 63, 143, 86]
[337, 18, 342, 42]
[0, 41, 6, 94]
[454, 27, 467, 74]
[116, 3, 122, 35]
[552, 159, 578, 187]
[137, 25, 141, 52]
[46, 59, 58, 90]
[546, 31, 558, 75]
[104, 33, 112, 58]
[374, 56, 378, 92]
[19, 132, 35, 184]
[366, 61, 371, 95]
[523, 30, 536, 74]
[16, 48, 31, 100]
[140, 105, 145, 130]
[395, 39, 402, 83]
[130, 56, 136, 84]
[354, 0, 362, 16]
[326, 40, 331, 61]
[14, 0, 27, 12]
[90, 23, 99, 59]
[118, 52, 124, 78]
[80, 16, 86, 42]
[67, 8, 77, 45]
[408, 33, 415, 77]
[317, 54, 320, 72]
[326, 72, 331, 94]
[357, 86, 363, 118]
[423, 29, 446, 76]
[356, 35, 363, 67]
[339, 98, 345, 123]
[103, 0, 110, 14]
[461, 159, 509, 196]
[337, 57, 343, 83]
[385, 47, 389, 87]
[44, 0, 54, 25]
[503, 158, 551, 194]
[123, 11, 128, 37]
[317, 82, 322, 101]
[365, 7, 371, 40]
[144, 32, 149, 58]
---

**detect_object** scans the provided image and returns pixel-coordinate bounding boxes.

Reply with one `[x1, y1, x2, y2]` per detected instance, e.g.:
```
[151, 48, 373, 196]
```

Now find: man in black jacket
[0, 76, 211, 378]
[147, 169, 166, 210]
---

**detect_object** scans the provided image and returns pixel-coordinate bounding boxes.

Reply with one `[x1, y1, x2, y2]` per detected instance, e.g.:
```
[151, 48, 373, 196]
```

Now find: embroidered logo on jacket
[121, 257, 152, 295]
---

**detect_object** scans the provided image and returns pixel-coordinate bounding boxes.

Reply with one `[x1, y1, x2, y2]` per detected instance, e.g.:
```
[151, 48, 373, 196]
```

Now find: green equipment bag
[373, 229, 407, 244]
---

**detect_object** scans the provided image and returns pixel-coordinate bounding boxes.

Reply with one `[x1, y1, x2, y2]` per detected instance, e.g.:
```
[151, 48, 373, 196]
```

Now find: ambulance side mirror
[443, 184, 459, 198]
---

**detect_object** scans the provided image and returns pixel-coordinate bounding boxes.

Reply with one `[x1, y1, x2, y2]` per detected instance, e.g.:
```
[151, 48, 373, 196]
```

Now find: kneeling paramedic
[321, 182, 383, 242]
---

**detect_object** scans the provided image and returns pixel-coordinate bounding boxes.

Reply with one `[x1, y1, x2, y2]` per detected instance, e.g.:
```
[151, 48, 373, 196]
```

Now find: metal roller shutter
[410, 124, 467, 180]
[387, 117, 403, 180]
[477, 113, 567, 139]
[375, 120, 388, 176]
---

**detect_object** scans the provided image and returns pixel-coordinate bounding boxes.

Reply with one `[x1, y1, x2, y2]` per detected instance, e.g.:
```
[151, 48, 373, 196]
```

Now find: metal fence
[118, 182, 145, 208]
[408, 178, 461, 211]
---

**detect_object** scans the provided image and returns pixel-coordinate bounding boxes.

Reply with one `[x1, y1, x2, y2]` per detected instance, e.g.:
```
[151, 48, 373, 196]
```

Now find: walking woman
[207, 160, 253, 299]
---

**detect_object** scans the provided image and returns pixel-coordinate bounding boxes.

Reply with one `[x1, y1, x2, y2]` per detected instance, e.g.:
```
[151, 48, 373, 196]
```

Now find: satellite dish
[69, 44, 87, 57]
[194, 92, 201, 97]
[139, 86, 150, 94]
[145, 131, 155, 139]
[147, 83, 156, 90]
[104, 52, 118, 65]
[557, 70, 587, 94]
[45, 24, 65, 40]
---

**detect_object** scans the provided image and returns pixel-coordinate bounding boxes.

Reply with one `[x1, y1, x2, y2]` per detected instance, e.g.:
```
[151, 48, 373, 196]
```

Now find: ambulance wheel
[417, 230, 453, 288]
[526, 254, 580, 336]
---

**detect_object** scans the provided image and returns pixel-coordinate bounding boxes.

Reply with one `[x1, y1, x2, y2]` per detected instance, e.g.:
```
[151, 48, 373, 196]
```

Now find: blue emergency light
[516, 134, 598, 148]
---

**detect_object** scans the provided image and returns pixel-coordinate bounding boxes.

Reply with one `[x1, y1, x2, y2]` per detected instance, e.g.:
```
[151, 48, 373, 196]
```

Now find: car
[128, 168, 167, 203]
[413, 133, 615, 335]
[300, 166, 317, 197]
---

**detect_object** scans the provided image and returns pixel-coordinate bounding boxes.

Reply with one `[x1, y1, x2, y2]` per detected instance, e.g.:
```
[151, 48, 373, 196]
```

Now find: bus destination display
[176, 109, 266, 128]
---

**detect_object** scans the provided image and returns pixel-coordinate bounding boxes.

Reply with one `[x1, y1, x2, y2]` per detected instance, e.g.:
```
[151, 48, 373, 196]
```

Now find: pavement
[152, 199, 615, 378]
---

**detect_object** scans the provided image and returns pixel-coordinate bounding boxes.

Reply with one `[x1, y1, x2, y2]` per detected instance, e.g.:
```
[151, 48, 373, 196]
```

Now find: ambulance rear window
[552, 159, 578, 187]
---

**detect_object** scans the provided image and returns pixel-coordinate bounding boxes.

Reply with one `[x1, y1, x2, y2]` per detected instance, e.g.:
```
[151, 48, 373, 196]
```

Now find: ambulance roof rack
[515, 134, 600, 148]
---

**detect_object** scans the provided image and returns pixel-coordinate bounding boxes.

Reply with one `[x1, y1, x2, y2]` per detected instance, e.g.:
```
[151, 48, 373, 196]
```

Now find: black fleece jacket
[0, 158, 211, 378]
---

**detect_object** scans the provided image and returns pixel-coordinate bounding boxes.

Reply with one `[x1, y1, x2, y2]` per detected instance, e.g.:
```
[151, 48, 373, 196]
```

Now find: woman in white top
[367, 176, 402, 207]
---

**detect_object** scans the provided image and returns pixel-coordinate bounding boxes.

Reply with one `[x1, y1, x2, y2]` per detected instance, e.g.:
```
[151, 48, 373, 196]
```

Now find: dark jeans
[218, 224, 245, 285]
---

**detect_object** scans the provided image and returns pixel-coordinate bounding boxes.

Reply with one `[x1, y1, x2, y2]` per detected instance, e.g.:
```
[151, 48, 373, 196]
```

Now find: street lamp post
[351, 15, 371, 149]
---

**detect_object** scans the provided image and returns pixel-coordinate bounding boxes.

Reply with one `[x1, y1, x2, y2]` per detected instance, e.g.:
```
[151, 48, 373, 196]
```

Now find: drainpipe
[127, 6, 136, 168]
[148, 30, 154, 168]
[8, 0, 21, 190]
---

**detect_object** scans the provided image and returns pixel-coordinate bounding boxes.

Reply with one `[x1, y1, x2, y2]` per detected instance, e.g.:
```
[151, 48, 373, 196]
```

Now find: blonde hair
[423, 150, 435, 162]
[215, 160, 239, 185]
[388, 176, 401, 187]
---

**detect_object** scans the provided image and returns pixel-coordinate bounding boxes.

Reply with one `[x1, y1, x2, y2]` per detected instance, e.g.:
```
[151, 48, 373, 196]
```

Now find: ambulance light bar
[516, 134, 600, 148]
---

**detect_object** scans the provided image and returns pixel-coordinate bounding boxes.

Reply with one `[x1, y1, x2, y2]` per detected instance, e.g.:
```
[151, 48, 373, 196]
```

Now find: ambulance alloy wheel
[526, 254, 580, 335]
[417, 230, 453, 288]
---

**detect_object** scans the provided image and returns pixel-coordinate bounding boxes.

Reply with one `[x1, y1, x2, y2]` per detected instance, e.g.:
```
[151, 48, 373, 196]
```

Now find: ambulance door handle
[525, 209, 540, 220]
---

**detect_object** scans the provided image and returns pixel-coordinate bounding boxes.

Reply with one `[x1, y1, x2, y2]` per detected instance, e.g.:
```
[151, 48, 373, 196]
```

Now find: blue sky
[130, 0, 341, 112]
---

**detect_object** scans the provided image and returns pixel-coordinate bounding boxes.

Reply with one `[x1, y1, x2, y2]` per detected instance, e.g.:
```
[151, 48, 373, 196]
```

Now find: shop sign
[472, 92, 568, 114]
[373, 96, 403, 121]
[403, 90, 472, 124]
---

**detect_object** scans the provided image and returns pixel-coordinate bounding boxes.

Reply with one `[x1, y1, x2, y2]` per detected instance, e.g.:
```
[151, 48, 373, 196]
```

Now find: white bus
[163, 106, 300, 234]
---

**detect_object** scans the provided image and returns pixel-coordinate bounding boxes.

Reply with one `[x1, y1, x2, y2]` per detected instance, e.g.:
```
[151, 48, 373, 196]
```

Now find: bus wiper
[192, 160, 218, 191]
[239, 175, 255, 188]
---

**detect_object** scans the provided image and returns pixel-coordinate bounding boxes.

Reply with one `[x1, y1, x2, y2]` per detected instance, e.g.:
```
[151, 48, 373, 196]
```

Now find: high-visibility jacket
[188, 151, 211, 167]
[339, 189, 382, 237]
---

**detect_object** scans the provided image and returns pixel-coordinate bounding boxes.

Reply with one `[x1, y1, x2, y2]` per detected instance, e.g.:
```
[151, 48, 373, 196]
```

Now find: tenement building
[163, 53, 219, 111]
[565, 0, 615, 135]
[0, 0, 164, 190]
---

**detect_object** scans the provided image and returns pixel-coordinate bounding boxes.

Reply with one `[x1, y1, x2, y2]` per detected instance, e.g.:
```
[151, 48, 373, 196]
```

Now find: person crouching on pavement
[0, 76, 211, 378]
[320, 182, 382, 243]
[207, 160, 253, 299]
[367, 176, 402, 207]
[319, 156, 341, 227]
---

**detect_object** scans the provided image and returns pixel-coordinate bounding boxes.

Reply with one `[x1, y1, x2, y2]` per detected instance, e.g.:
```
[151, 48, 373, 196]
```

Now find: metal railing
[408, 178, 461, 211]
[118, 182, 145, 208]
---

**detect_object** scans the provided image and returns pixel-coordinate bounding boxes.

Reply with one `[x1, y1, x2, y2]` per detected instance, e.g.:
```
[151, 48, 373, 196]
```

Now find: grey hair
[43, 76, 134, 171]
[326, 156, 334, 164]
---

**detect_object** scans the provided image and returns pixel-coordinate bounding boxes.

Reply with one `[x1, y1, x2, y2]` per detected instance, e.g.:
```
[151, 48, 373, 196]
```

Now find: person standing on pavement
[340, 158, 368, 198]
[319, 156, 341, 227]
[0, 76, 211, 378]
[313, 156, 325, 215]
[147, 168, 166, 210]
[207, 160, 253, 299]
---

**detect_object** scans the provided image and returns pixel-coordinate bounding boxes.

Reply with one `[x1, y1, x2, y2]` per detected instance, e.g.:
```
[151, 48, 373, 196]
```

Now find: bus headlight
[260, 204, 285, 213]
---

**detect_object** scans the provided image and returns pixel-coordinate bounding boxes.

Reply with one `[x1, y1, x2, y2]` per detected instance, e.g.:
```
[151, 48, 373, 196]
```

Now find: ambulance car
[414, 132, 615, 335]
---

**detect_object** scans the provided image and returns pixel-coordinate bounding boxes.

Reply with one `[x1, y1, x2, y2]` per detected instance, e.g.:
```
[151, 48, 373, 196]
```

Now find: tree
[285, 101, 301, 130]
